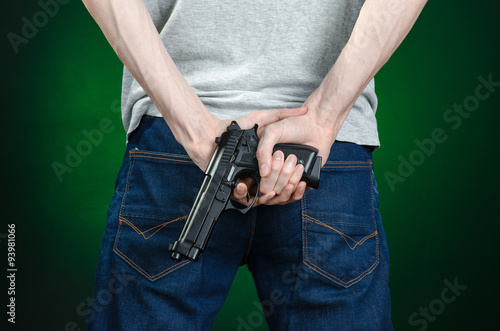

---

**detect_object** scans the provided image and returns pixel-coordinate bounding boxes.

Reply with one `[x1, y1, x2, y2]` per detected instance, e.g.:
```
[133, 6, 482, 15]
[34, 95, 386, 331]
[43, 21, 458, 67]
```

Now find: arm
[306, 0, 428, 141]
[251, 0, 428, 205]
[81, 0, 216, 169]
[81, 0, 306, 171]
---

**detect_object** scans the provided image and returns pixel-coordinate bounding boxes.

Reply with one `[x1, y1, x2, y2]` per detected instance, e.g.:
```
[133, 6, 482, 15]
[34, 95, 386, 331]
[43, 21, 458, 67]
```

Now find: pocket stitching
[119, 216, 187, 240]
[113, 216, 191, 282]
[301, 164, 380, 288]
[113, 151, 192, 282]
[113, 246, 190, 282]
[304, 215, 378, 250]
[304, 217, 379, 287]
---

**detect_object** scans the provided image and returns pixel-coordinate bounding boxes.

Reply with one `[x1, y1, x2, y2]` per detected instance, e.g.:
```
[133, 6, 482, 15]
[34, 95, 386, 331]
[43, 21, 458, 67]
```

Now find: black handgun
[169, 121, 322, 262]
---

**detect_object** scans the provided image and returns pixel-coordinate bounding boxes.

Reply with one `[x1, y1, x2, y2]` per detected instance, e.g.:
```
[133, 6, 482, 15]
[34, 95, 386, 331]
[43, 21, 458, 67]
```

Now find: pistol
[169, 121, 321, 262]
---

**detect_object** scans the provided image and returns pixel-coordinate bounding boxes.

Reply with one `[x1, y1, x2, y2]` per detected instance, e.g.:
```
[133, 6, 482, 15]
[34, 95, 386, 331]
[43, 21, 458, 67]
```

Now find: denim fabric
[87, 117, 392, 330]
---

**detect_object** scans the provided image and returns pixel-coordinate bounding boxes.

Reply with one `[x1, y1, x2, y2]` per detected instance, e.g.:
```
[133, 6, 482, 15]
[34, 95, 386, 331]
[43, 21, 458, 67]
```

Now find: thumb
[258, 107, 307, 128]
[237, 107, 307, 131]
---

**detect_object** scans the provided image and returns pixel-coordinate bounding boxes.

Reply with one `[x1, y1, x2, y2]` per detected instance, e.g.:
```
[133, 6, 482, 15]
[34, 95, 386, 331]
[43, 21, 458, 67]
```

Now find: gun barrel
[169, 125, 241, 261]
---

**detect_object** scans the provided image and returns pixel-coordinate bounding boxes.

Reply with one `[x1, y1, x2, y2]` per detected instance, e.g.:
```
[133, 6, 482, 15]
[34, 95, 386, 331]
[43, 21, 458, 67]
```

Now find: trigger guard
[225, 176, 260, 215]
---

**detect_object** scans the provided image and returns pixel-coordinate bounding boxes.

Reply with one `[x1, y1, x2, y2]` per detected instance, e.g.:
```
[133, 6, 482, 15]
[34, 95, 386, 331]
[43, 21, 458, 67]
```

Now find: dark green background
[2, 0, 499, 330]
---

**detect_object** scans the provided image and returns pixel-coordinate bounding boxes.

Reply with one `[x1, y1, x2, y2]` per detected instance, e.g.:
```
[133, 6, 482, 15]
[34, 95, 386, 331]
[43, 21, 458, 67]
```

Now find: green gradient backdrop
[2, 1, 499, 330]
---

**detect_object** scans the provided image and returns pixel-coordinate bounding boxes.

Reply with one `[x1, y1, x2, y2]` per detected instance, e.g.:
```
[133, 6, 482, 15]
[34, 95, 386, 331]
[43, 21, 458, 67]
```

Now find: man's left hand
[232, 104, 338, 206]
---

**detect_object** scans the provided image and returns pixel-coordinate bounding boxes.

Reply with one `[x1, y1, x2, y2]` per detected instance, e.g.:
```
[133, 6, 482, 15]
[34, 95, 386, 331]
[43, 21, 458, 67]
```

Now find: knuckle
[271, 159, 282, 170]
[278, 190, 290, 202]
[282, 166, 293, 176]
[289, 175, 300, 185]
[291, 190, 301, 200]
[256, 148, 268, 160]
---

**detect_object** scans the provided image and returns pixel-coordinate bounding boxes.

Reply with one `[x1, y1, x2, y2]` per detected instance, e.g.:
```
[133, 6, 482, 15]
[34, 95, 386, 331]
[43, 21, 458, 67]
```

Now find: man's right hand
[182, 106, 308, 173]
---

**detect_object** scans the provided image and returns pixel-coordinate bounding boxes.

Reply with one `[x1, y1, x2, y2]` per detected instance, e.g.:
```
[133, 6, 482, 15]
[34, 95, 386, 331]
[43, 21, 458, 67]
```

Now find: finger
[256, 123, 284, 178]
[264, 184, 294, 205]
[260, 150, 284, 194]
[235, 107, 307, 133]
[263, 181, 306, 206]
[254, 191, 276, 206]
[273, 154, 297, 194]
[232, 182, 248, 201]
[230, 177, 258, 205]
[257, 107, 307, 128]
[288, 163, 304, 191]
[269, 164, 304, 205]
[289, 182, 307, 202]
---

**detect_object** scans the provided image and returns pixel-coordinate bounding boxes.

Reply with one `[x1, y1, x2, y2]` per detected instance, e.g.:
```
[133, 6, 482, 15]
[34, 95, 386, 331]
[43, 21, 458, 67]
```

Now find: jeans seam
[119, 213, 179, 220]
[323, 160, 373, 167]
[118, 151, 136, 218]
[130, 150, 190, 158]
[371, 167, 380, 279]
[130, 150, 194, 164]
[240, 209, 257, 265]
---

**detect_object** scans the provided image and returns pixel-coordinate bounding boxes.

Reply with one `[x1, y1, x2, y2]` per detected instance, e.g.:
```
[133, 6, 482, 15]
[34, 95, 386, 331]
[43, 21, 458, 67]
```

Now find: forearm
[311, 0, 427, 134]
[81, 0, 215, 143]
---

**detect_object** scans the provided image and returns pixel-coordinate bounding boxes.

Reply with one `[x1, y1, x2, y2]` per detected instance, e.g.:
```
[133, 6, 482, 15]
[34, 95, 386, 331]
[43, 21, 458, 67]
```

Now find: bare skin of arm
[232, 0, 428, 206]
[81, 0, 308, 204]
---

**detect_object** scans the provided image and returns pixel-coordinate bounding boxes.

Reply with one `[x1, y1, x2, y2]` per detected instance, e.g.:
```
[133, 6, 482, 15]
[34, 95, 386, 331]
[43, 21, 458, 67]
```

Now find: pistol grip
[273, 143, 321, 189]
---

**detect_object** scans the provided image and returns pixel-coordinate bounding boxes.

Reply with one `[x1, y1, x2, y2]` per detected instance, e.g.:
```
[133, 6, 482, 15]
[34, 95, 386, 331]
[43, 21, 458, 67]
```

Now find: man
[83, 0, 426, 329]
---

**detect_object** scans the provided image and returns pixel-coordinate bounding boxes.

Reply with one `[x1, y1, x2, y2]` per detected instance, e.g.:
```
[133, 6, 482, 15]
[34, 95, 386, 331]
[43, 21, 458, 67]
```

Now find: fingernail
[237, 185, 244, 194]
[299, 186, 305, 194]
[273, 153, 282, 160]
[260, 163, 268, 176]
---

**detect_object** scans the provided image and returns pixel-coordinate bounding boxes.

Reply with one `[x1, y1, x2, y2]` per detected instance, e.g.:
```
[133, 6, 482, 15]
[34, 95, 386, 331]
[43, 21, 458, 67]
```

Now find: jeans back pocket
[113, 149, 202, 281]
[302, 161, 379, 288]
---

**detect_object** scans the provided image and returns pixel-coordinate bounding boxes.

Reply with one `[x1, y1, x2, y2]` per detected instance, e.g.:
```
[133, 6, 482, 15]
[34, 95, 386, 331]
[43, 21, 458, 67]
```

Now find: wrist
[304, 88, 344, 136]
[180, 112, 219, 146]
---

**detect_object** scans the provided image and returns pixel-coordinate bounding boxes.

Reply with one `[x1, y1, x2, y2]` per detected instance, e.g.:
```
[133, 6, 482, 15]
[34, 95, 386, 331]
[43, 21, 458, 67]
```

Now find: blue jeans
[87, 116, 392, 330]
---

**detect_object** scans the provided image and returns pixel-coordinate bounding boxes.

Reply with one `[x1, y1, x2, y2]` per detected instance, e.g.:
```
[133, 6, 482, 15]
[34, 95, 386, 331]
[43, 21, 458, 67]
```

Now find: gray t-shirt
[122, 0, 379, 146]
